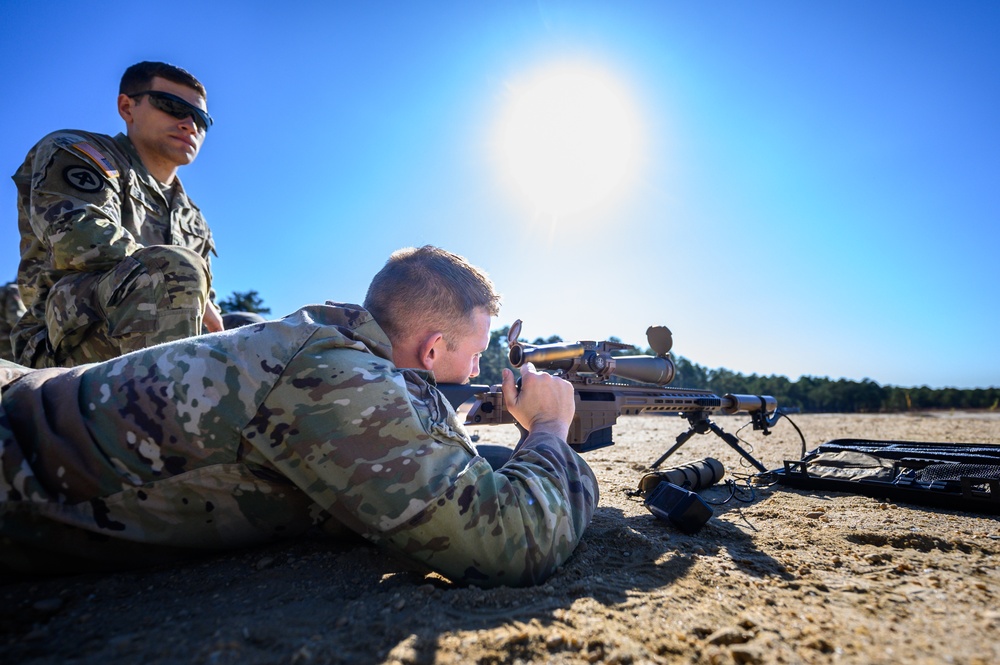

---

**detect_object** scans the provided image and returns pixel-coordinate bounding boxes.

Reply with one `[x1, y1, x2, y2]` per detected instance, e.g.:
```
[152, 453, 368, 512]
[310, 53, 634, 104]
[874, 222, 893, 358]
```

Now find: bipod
[650, 410, 768, 472]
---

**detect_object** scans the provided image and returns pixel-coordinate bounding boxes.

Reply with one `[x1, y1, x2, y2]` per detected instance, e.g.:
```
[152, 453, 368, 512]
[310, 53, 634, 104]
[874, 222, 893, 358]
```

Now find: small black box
[644, 481, 713, 533]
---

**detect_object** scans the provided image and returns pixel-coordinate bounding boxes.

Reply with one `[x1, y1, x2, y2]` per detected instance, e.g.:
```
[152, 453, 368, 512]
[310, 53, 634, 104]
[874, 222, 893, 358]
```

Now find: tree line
[669, 356, 999, 413]
[476, 327, 999, 414]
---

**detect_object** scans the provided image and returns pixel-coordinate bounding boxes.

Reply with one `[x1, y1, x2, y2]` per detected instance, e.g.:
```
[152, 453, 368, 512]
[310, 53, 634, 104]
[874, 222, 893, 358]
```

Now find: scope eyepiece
[508, 342, 585, 370]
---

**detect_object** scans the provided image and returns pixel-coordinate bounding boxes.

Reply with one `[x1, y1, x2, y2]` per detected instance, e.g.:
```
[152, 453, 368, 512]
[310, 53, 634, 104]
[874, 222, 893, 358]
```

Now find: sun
[495, 61, 644, 218]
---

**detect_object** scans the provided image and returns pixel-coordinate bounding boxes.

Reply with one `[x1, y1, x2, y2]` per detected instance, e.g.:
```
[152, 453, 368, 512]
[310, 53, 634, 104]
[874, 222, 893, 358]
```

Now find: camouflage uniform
[10, 130, 217, 369]
[0, 303, 599, 587]
[0, 282, 26, 362]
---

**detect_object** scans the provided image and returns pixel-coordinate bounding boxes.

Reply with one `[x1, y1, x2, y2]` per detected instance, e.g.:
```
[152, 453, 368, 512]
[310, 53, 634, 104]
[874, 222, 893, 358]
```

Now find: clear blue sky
[1, 1, 997, 389]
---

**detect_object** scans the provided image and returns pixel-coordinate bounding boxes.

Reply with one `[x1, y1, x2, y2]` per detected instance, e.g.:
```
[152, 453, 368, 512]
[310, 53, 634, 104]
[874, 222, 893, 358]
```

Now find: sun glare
[496, 62, 644, 218]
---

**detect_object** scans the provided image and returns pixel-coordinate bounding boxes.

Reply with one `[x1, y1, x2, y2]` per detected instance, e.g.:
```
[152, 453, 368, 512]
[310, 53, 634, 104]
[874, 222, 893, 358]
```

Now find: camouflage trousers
[0, 283, 25, 363]
[29, 245, 212, 368]
[0, 329, 15, 364]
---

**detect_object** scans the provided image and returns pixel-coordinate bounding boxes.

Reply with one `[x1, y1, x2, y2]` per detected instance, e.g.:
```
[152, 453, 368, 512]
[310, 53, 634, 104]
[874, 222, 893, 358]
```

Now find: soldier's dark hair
[365, 246, 501, 350]
[120, 61, 207, 98]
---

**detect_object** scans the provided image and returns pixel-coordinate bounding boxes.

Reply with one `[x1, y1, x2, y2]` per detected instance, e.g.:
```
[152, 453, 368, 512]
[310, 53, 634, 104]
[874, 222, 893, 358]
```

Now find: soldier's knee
[129, 246, 210, 299]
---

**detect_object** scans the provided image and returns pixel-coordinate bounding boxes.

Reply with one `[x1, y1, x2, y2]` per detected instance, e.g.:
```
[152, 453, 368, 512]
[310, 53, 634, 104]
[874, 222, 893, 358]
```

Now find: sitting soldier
[11, 61, 221, 368]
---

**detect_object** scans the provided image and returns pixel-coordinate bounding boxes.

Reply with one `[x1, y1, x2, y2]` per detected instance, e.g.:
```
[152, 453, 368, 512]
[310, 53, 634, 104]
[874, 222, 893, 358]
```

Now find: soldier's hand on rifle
[502, 363, 575, 441]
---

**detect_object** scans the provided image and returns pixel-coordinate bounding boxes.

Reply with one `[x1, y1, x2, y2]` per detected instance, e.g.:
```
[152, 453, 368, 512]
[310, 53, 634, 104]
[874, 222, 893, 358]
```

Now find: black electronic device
[644, 481, 713, 533]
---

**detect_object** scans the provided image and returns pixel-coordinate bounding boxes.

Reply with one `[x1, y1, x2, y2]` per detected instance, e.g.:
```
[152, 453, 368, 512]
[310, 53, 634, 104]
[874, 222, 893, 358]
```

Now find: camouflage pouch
[803, 450, 895, 481]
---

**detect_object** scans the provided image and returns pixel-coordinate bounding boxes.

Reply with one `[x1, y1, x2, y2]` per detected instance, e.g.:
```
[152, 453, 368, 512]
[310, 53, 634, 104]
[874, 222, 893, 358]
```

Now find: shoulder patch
[63, 165, 105, 193]
[69, 141, 119, 178]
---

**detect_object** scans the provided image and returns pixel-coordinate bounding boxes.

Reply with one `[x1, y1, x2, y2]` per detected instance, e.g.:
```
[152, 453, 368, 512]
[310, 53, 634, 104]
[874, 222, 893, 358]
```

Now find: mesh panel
[916, 464, 1000, 483]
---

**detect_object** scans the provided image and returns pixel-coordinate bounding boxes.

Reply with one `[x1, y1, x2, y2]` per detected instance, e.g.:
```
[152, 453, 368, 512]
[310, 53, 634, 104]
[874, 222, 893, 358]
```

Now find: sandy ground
[3, 411, 999, 664]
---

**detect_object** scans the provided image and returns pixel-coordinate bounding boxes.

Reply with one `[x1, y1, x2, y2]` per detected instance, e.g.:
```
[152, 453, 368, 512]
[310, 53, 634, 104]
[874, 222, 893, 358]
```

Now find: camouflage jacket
[0, 303, 598, 587]
[10, 130, 217, 363]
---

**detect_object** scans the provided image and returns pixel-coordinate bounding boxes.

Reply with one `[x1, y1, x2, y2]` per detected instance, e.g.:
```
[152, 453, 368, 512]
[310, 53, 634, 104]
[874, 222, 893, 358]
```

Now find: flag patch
[69, 141, 119, 178]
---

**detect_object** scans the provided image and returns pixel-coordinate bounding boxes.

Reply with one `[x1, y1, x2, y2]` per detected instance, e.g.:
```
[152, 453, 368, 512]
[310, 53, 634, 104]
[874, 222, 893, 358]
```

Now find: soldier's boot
[97, 245, 212, 356]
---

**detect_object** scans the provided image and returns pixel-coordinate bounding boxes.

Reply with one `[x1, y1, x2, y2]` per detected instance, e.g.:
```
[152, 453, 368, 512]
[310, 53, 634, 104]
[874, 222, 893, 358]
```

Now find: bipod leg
[650, 412, 710, 469]
[705, 419, 767, 472]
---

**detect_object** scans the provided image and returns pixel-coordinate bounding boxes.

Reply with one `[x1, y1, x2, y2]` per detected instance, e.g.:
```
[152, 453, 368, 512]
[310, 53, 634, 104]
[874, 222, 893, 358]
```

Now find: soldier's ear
[416, 332, 445, 371]
[118, 94, 135, 125]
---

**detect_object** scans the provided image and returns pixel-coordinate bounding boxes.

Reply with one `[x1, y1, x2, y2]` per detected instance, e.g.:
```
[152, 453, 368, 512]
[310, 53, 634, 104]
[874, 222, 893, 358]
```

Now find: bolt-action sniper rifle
[439, 320, 781, 471]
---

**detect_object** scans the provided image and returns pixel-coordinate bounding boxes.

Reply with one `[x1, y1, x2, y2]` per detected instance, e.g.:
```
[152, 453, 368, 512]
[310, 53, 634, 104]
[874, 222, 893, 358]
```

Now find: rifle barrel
[721, 393, 778, 414]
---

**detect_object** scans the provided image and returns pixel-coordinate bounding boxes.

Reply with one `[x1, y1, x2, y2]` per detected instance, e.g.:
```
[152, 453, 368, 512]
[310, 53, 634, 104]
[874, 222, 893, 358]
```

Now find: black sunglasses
[130, 90, 214, 132]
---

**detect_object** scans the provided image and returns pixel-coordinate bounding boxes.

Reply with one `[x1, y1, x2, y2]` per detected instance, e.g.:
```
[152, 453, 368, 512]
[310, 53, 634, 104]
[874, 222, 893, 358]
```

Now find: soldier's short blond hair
[365, 246, 501, 350]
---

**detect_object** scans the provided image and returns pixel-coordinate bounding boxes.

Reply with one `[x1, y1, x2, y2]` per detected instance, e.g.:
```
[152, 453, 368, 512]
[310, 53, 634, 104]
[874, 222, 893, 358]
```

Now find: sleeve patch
[69, 141, 119, 178]
[63, 165, 105, 193]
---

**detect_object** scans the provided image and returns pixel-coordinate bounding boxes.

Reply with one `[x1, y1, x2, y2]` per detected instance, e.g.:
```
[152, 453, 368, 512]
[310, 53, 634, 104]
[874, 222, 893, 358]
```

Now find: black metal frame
[772, 438, 1000, 515]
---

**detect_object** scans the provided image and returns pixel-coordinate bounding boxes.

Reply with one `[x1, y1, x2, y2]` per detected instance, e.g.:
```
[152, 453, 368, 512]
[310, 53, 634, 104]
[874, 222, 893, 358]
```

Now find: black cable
[732, 411, 808, 470]
[780, 412, 808, 458]
[706, 476, 758, 505]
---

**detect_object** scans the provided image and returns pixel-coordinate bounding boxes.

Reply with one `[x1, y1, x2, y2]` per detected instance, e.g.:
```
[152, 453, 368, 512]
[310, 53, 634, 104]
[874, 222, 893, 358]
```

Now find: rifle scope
[509, 341, 676, 386]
